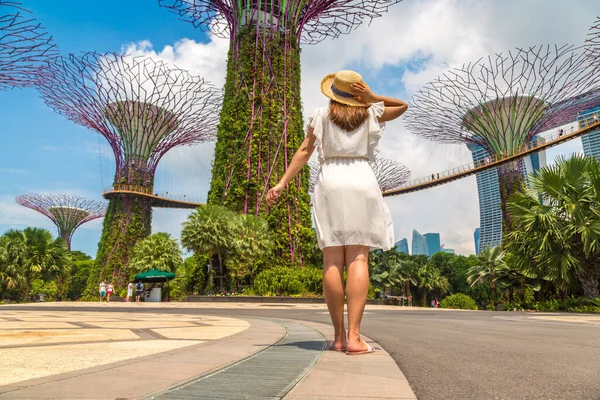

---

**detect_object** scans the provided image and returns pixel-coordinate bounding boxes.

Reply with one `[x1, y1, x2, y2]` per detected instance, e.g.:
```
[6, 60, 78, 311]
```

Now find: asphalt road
[4, 305, 600, 400]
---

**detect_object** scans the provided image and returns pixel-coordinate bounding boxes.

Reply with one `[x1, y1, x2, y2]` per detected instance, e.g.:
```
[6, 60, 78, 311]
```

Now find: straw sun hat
[321, 70, 371, 107]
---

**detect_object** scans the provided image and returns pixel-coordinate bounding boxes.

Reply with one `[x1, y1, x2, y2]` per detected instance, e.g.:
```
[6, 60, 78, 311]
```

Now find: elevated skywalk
[102, 184, 203, 209]
[382, 119, 600, 197]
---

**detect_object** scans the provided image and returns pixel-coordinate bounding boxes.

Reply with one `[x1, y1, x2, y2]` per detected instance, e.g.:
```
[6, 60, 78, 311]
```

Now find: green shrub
[440, 293, 478, 310]
[29, 279, 59, 301]
[253, 266, 322, 296]
[532, 297, 600, 313]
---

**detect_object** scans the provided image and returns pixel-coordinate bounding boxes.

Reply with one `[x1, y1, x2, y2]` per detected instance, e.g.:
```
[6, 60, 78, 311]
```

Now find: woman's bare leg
[322, 246, 347, 350]
[345, 245, 370, 352]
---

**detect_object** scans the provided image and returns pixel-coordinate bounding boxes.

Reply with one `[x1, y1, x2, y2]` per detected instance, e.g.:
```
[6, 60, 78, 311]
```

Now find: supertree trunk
[497, 160, 525, 237]
[208, 27, 312, 265]
[95, 194, 152, 286]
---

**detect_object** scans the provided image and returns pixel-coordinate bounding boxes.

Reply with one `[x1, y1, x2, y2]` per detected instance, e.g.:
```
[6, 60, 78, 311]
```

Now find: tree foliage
[130, 232, 183, 274]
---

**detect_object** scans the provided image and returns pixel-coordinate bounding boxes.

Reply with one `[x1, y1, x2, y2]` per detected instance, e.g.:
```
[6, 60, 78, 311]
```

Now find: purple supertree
[404, 44, 600, 236]
[586, 17, 600, 58]
[36, 52, 222, 284]
[309, 158, 411, 193]
[159, 0, 403, 265]
[0, 1, 57, 90]
[15, 194, 106, 251]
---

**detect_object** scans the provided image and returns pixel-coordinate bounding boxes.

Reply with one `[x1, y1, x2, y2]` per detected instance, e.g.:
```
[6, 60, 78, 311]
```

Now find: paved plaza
[0, 303, 415, 400]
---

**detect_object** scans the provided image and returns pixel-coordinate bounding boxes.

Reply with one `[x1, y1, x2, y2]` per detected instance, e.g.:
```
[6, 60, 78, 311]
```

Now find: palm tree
[371, 261, 405, 296]
[398, 259, 420, 299]
[507, 155, 600, 298]
[467, 246, 506, 305]
[181, 205, 237, 291]
[0, 228, 70, 300]
[226, 214, 272, 290]
[415, 262, 450, 306]
[130, 232, 183, 274]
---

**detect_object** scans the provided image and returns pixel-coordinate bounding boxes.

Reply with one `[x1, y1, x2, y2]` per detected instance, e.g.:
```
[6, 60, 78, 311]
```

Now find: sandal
[346, 341, 376, 355]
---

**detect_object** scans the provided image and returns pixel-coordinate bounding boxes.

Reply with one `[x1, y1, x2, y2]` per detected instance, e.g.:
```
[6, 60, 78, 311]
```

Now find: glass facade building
[474, 228, 481, 255]
[579, 106, 600, 160]
[424, 233, 441, 256]
[395, 238, 409, 254]
[411, 229, 428, 256]
[467, 140, 546, 254]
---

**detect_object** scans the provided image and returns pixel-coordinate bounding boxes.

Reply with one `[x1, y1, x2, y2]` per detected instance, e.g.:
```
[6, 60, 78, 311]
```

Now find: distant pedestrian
[99, 280, 107, 302]
[126, 282, 133, 302]
[107, 281, 114, 303]
[484, 156, 490, 165]
[431, 299, 435, 308]
[431, 173, 435, 181]
[434, 298, 439, 308]
[559, 128, 563, 137]
[135, 281, 144, 302]
[594, 114, 599, 124]
[436, 173, 439, 179]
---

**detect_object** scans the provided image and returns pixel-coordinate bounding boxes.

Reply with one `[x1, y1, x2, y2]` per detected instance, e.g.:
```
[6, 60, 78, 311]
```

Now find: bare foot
[330, 331, 348, 351]
[346, 333, 372, 353]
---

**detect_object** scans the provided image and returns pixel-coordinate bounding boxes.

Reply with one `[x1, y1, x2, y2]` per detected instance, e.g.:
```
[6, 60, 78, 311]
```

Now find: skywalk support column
[37, 53, 221, 286]
[160, 0, 403, 265]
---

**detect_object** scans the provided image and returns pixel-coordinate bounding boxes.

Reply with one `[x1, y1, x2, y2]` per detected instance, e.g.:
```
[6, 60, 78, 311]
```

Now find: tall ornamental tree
[160, 0, 403, 265]
[405, 44, 600, 237]
[36, 52, 221, 284]
[15, 194, 106, 251]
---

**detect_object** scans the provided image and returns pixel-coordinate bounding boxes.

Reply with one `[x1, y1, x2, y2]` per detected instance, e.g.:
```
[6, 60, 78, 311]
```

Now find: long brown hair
[328, 100, 369, 131]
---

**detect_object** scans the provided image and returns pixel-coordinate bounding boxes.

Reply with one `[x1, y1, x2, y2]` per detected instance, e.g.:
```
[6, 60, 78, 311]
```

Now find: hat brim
[320, 73, 370, 107]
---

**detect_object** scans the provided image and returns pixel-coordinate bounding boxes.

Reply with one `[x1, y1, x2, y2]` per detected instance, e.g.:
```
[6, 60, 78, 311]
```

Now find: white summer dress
[309, 101, 394, 251]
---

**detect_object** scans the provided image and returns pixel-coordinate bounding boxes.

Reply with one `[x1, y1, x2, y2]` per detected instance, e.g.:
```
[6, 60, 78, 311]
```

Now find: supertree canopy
[160, 0, 402, 265]
[586, 17, 600, 58]
[309, 158, 410, 193]
[405, 44, 600, 235]
[15, 194, 106, 251]
[0, 1, 57, 90]
[36, 52, 221, 284]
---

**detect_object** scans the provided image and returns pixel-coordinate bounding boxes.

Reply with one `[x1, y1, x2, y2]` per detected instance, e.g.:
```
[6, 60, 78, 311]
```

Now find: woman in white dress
[268, 70, 407, 355]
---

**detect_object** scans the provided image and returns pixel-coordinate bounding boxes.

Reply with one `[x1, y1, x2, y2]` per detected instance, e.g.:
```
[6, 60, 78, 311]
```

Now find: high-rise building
[424, 233, 441, 256]
[395, 238, 409, 255]
[412, 229, 428, 256]
[441, 248, 455, 254]
[579, 106, 600, 160]
[474, 228, 481, 255]
[467, 140, 546, 254]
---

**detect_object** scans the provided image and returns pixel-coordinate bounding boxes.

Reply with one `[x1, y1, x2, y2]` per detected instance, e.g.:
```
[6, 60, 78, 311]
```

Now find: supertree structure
[0, 1, 57, 90]
[308, 158, 410, 193]
[160, 0, 402, 265]
[15, 194, 106, 251]
[404, 44, 600, 235]
[36, 52, 221, 284]
[586, 17, 600, 58]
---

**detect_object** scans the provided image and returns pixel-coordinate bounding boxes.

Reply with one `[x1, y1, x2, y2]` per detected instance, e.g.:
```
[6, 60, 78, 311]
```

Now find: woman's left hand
[267, 183, 285, 205]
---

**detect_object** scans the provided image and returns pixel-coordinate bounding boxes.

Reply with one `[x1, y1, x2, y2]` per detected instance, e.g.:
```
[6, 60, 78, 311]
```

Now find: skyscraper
[579, 106, 600, 160]
[395, 238, 409, 254]
[474, 228, 481, 255]
[467, 140, 546, 254]
[424, 233, 441, 256]
[412, 229, 428, 256]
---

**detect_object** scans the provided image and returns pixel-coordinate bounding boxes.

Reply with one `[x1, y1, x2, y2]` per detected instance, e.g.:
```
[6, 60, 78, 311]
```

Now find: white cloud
[116, 0, 597, 255]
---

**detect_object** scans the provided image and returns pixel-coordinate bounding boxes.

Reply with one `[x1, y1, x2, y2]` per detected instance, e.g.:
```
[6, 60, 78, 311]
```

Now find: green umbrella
[134, 269, 176, 283]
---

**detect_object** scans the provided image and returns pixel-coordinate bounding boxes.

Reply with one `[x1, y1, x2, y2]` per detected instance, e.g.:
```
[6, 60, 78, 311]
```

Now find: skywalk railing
[103, 184, 203, 205]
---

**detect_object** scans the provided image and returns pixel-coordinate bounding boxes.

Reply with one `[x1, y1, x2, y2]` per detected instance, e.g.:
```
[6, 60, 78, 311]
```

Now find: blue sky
[0, 0, 597, 257]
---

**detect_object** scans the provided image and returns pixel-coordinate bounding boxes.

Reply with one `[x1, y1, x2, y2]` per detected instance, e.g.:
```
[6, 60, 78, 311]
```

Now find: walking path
[0, 304, 416, 399]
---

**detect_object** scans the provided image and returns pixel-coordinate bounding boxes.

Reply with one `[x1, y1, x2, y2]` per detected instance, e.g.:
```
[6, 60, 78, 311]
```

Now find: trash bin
[145, 287, 162, 302]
